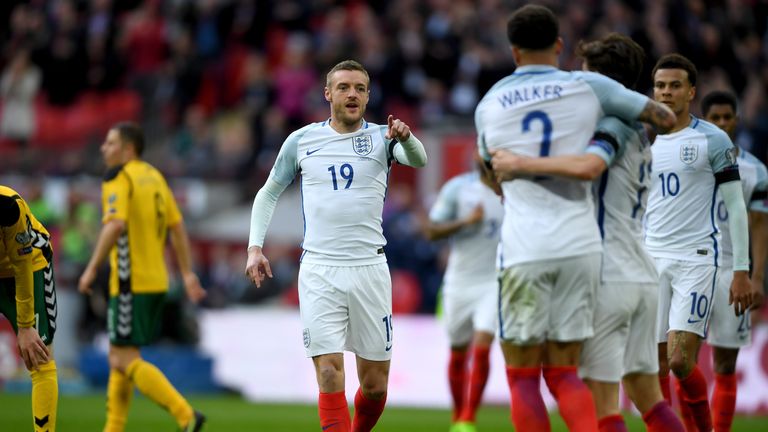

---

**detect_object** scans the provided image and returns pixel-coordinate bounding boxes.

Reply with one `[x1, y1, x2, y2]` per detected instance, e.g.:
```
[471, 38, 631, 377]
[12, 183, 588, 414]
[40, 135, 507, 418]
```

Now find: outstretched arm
[491, 150, 607, 181]
[636, 100, 676, 134]
[424, 205, 484, 241]
[169, 221, 206, 303]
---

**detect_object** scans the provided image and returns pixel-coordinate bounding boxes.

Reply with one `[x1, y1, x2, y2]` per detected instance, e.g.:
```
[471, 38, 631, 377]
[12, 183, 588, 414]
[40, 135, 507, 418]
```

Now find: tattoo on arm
[638, 100, 675, 133]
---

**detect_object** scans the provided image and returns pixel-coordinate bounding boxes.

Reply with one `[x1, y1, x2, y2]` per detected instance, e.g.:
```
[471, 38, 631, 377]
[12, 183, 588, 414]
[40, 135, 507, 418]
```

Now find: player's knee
[667, 354, 693, 378]
[359, 382, 387, 400]
[108, 348, 139, 374]
[316, 363, 343, 387]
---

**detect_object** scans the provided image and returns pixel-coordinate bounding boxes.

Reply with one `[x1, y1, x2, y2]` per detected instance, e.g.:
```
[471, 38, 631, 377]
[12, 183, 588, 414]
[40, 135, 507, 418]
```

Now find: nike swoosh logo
[385, 344, 392, 352]
[687, 318, 702, 324]
[322, 422, 339, 430]
[306, 148, 321, 155]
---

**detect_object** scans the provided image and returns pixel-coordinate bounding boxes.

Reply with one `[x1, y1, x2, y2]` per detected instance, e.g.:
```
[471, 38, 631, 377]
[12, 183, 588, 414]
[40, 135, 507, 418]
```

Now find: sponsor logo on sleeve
[15, 231, 31, 245]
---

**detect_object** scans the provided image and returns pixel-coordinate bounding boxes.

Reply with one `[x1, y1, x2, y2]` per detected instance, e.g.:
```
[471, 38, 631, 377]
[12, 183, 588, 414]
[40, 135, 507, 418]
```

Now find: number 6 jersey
[474, 65, 649, 267]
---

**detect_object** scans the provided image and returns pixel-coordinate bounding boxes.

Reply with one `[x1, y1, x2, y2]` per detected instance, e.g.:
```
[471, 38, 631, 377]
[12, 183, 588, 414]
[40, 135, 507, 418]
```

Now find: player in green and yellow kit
[79, 122, 207, 432]
[0, 185, 58, 432]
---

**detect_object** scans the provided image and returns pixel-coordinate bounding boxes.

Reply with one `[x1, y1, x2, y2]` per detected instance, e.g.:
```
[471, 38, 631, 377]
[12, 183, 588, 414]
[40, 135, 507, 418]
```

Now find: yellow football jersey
[102, 160, 182, 296]
[0, 185, 52, 327]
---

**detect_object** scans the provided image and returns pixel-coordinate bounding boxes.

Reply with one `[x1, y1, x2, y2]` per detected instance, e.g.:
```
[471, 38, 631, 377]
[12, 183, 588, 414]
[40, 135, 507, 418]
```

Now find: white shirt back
[429, 172, 504, 290]
[475, 65, 649, 267]
[715, 149, 768, 269]
[268, 120, 396, 265]
[645, 117, 738, 266]
[587, 117, 657, 283]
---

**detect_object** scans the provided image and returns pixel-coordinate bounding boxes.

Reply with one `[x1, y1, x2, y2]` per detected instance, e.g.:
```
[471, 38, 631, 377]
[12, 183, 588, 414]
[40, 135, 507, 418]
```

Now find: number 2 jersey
[645, 116, 739, 266]
[102, 160, 182, 296]
[267, 119, 398, 266]
[474, 64, 649, 267]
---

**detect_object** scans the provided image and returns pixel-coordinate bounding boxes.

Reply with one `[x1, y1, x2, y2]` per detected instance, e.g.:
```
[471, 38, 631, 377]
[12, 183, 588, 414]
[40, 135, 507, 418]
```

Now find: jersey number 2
[522, 111, 552, 158]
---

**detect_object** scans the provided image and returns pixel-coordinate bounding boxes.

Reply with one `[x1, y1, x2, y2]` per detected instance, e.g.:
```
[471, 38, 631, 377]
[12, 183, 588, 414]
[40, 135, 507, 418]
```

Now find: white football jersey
[645, 116, 739, 266]
[715, 148, 768, 269]
[586, 117, 657, 283]
[268, 119, 398, 265]
[475, 65, 649, 267]
[429, 172, 504, 291]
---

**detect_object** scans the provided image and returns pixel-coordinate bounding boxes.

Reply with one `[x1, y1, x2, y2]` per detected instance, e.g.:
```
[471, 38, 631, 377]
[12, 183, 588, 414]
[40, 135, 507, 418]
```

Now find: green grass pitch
[2, 393, 768, 431]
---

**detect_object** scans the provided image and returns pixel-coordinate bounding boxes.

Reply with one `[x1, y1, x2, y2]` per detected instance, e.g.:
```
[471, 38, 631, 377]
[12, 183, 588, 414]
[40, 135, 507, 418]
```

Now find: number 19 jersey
[474, 65, 649, 267]
[268, 120, 395, 266]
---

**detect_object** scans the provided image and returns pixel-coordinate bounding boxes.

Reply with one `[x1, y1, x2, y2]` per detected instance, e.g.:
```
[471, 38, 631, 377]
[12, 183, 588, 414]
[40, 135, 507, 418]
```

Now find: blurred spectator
[37, 0, 87, 106]
[1, 47, 40, 145]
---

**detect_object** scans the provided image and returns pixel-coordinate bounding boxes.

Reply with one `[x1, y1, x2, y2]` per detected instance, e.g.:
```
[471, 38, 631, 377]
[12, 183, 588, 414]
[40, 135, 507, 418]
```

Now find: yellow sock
[126, 358, 193, 428]
[30, 360, 58, 432]
[104, 369, 133, 432]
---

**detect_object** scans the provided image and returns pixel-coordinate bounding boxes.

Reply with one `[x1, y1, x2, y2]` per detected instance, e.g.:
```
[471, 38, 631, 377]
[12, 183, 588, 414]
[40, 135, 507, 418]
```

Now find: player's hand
[465, 205, 484, 226]
[78, 266, 97, 295]
[385, 115, 411, 142]
[245, 247, 272, 288]
[182, 272, 206, 304]
[17, 327, 49, 371]
[729, 271, 753, 316]
[490, 149, 529, 181]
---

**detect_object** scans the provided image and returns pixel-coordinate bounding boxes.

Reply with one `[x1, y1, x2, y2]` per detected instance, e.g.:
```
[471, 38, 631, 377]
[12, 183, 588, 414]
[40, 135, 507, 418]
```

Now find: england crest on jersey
[680, 142, 698, 164]
[352, 135, 373, 156]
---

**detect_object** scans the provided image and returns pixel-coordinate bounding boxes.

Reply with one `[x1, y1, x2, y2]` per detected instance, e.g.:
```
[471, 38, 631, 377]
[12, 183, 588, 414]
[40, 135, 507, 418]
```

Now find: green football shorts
[108, 291, 166, 346]
[0, 262, 57, 345]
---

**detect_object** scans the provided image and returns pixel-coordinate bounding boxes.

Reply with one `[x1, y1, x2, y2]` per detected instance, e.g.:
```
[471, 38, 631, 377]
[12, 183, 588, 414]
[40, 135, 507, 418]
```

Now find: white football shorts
[498, 253, 600, 345]
[580, 281, 659, 382]
[706, 269, 751, 348]
[298, 262, 393, 361]
[442, 279, 498, 346]
[655, 258, 717, 342]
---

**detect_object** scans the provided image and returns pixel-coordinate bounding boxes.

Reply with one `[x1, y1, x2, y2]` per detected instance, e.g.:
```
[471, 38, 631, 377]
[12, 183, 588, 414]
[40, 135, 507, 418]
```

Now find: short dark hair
[506, 4, 559, 50]
[701, 91, 738, 117]
[111, 122, 145, 156]
[652, 53, 697, 86]
[576, 33, 645, 89]
[326, 59, 370, 88]
[0, 195, 20, 227]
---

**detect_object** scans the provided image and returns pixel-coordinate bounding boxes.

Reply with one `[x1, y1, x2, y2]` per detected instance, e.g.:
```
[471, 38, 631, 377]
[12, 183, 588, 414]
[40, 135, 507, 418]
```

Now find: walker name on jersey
[497, 84, 563, 109]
